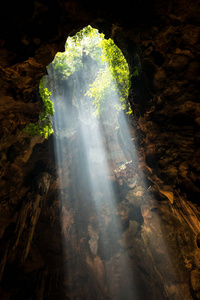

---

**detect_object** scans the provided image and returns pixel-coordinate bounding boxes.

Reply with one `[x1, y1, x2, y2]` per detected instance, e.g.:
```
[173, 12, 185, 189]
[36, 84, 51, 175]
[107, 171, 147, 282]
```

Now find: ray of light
[44, 26, 176, 300]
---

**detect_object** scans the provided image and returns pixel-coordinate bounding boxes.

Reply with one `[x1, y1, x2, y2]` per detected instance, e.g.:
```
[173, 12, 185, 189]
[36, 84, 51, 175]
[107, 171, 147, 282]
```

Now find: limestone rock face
[0, 1, 200, 299]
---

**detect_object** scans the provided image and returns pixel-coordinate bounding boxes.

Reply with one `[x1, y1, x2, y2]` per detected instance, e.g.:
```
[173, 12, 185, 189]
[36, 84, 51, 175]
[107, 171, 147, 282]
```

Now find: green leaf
[23, 78, 54, 139]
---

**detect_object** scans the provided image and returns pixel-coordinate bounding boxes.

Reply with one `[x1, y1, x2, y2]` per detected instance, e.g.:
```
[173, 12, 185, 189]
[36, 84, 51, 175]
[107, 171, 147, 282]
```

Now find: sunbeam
[43, 26, 175, 300]
[46, 26, 140, 299]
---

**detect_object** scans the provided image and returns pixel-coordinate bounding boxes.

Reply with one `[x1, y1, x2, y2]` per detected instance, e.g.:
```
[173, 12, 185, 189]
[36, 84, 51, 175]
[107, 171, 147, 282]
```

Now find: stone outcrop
[0, 1, 200, 299]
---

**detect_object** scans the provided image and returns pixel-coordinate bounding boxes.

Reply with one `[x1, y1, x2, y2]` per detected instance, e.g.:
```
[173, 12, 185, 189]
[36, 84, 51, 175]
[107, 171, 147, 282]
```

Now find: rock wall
[0, 1, 200, 299]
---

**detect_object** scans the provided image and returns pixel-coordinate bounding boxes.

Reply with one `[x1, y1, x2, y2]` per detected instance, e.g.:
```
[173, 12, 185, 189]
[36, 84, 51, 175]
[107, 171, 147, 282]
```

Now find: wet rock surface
[0, 0, 200, 299]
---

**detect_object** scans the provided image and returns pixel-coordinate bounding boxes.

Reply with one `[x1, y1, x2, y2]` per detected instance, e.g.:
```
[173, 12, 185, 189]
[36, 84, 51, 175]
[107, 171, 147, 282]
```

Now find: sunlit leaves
[52, 41, 82, 79]
[86, 67, 117, 115]
[100, 37, 131, 101]
[23, 78, 54, 139]
[52, 26, 104, 80]
[71, 25, 104, 65]
[86, 36, 131, 115]
[49, 25, 132, 117]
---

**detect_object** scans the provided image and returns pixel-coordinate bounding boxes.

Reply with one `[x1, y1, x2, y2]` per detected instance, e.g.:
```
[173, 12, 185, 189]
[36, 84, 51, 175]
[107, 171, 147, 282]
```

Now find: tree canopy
[52, 25, 132, 116]
[51, 26, 104, 80]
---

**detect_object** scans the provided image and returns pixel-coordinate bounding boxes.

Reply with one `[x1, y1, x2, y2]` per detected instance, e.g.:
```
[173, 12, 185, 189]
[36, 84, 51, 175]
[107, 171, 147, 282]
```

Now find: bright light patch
[44, 26, 140, 299]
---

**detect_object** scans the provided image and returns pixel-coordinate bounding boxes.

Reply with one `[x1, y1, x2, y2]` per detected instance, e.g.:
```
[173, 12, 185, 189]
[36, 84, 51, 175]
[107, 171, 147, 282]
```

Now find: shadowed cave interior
[0, 1, 200, 299]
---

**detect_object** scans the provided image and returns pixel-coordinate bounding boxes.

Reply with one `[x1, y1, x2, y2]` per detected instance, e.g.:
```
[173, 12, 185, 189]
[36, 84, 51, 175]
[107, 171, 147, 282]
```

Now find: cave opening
[25, 24, 179, 300]
[40, 25, 134, 137]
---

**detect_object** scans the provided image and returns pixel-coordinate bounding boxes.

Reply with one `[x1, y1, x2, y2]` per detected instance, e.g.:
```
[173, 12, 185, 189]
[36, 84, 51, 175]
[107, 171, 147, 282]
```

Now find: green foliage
[100, 38, 131, 101]
[23, 78, 54, 139]
[70, 26, 104, 66]
[48, 25, 134, 116]
[126, 105, 133, 115]
[86, 37, 131, 115]
[52, 26, 104, 80]
[86, 67, 117, 115]
[51, 43, 82, 79]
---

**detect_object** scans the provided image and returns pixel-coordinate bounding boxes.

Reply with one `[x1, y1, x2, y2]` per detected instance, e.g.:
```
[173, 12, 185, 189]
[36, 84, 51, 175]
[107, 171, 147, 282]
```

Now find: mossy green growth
[51, 26, 104, 80]
[23, 78, 54, 139]
[86, 36, 132, 116]
[50, 25, 133, 116]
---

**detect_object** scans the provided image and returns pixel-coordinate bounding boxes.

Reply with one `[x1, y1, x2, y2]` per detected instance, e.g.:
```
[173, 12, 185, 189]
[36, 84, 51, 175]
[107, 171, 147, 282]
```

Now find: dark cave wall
[0, 0, 200, 299]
